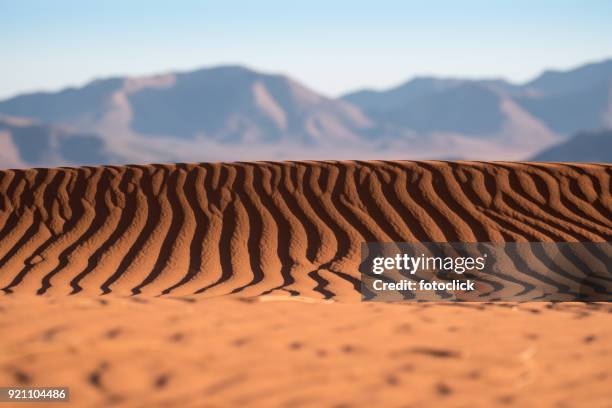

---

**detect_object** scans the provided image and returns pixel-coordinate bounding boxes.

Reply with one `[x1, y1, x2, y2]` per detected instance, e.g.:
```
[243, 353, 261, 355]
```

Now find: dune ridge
[0, 160, 610, 299]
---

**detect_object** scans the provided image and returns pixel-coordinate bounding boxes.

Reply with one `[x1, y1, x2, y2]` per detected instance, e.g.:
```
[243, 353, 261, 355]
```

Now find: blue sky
[1, 0, 611, 99]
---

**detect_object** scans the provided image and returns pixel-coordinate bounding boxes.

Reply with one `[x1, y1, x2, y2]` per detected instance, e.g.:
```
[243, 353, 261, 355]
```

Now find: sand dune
[0, 161, 610, 299]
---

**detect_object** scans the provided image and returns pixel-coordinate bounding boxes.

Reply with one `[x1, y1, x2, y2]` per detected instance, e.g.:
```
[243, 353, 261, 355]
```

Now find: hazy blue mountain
[343, 77, 465, 114]
[0, 116, 116, 168]
[0, 78, 125, 125]
[368, 82, 506, 135]
[530, 129, 612, 163]
[344, 58, 612, 137]
[515, 83, 611, 134]
[526, 59, 612, 95]
[343, 78, 542, 139]
[0, 66, 375, 146]
[514, 59, 612, 134]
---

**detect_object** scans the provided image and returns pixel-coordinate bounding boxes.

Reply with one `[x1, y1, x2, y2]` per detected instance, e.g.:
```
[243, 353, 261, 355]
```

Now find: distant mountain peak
[526, 58, 612, 94]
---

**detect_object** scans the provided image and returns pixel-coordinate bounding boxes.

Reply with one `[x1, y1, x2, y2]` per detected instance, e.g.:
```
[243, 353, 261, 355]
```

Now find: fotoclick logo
[360, 242, 612, 302]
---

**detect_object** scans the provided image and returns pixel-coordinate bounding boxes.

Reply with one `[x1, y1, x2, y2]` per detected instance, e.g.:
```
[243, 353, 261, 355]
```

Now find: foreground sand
[0, 161, 610, 407]
[1, 296, 611, 407]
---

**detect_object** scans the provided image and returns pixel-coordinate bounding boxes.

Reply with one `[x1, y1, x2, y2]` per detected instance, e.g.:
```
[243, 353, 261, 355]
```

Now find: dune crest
[0, 161, 610, 299]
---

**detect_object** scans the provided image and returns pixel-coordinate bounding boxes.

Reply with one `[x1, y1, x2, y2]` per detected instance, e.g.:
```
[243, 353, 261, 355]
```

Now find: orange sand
[0, 161, 610, 407]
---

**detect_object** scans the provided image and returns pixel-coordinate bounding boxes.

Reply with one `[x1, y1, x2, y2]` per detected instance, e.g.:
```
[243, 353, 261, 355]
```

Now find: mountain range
[0, 59, 611, 167]
[531, 129, 612, 162]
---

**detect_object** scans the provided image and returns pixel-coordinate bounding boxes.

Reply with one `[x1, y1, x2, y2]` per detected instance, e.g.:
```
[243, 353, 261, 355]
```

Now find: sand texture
[0, 160, 611, 407]
[1, 297, 611, 408]
[1, 161, 610, 298]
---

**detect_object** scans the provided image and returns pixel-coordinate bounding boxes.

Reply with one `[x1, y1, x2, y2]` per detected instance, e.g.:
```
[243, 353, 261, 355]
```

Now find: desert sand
[0, 160, 611, 407]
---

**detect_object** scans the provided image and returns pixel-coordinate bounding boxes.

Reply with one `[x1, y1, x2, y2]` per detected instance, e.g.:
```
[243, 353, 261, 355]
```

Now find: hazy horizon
[2, 0, 612, 99]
